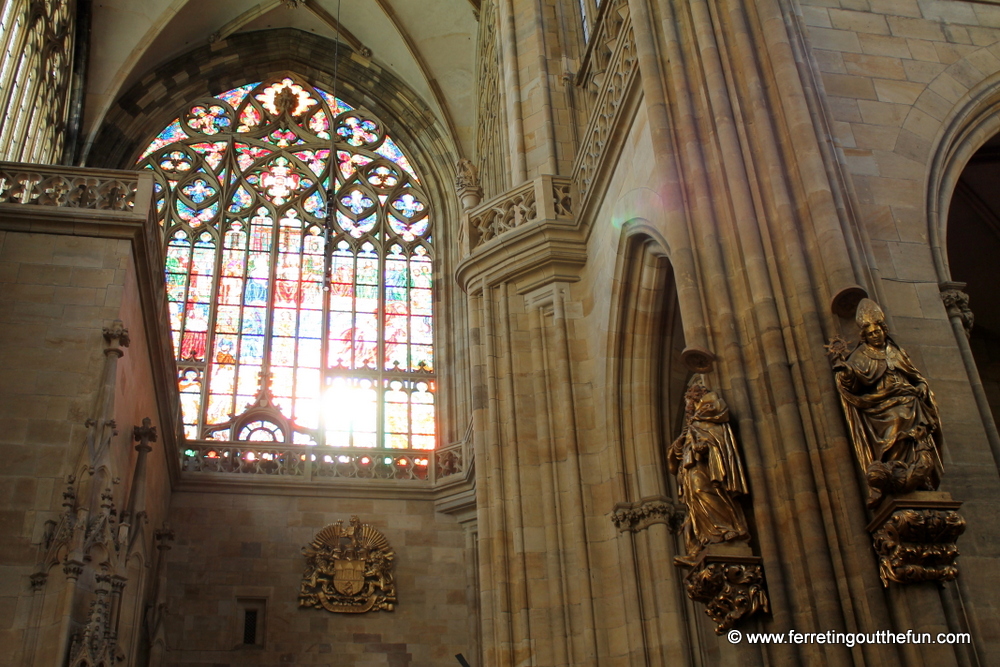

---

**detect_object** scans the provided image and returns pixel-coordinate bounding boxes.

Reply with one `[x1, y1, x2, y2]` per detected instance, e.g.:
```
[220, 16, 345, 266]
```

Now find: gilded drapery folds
[668, 377, 769, 633]
[299, 517, 397, 613]
[827, 299, 966, 585]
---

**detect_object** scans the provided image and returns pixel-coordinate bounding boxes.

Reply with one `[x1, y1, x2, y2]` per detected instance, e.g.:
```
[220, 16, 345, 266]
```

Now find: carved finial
[134, 418, 157, 449]
[102, 320, 130, 350]
[126, 419, 157, 521]
[455, 159, 483, 210]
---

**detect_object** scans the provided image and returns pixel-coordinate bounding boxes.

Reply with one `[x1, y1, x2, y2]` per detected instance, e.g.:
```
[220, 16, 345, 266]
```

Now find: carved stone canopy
[299, 516, 396, 614]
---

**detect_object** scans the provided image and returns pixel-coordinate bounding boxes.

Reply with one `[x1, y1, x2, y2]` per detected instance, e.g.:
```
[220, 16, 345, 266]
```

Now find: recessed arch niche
[945, 135, 1000, 429]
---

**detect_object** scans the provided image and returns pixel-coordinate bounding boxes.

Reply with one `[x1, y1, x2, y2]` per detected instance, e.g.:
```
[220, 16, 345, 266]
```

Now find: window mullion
[201, 226, 228, 440]
[376, 218, 386, 451]
[0, 8, 28, 143]
[262, 201, 280, 394]
[318, 156, 335, 446]
[201, 140, 238, 438]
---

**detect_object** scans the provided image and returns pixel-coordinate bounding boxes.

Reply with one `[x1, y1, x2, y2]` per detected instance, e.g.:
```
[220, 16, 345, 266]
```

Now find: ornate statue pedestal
[866, 491, 965, 587]
[678, 542, 769, 634]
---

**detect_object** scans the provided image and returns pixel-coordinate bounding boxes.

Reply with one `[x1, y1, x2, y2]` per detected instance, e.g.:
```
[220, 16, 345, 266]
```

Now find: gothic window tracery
[0, 0, 74, 163]
[138, 77, 436, 455]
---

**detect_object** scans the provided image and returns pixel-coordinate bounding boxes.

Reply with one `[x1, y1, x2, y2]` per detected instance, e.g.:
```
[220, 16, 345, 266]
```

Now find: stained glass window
[0, 0, 74, 163]
[139, 77, 435, 453]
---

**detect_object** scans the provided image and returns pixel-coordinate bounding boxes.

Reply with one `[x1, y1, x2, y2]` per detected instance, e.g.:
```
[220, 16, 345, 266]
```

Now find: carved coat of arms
[299, 516, 397, 613]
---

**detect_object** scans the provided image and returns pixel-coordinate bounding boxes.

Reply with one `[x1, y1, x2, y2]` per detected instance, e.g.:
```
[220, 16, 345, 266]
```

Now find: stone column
[457, 176, 593, 666]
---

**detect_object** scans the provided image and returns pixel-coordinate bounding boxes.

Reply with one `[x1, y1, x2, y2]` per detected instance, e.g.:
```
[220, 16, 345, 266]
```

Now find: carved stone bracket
[682, 546, 770, 634]
[867, 492, 965, 587]
[29, 572, 47, 591]
[611, 496, 685, 534]
[155, 523, 176, 552]
[940, 285, 974, 338]
[102, 320, 131, 356]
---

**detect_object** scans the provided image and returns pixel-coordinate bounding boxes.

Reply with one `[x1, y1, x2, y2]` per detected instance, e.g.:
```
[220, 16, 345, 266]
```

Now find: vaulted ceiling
[85, 0, 479, 158]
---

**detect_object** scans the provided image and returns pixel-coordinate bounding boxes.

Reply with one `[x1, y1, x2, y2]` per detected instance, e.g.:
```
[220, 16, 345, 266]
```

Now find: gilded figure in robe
[827, 298, 943, 508]
[668, 380, 750, 566]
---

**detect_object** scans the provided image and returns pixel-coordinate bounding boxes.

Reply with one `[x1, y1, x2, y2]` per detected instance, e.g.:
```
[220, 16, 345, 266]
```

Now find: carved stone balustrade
[179, 437, 474, 498]
[0, 162, 152, 223]
[575, 0, 631, 113]
[457, 175, 582, 293]
[461, 174, 573, 252]
[572, 0, 638, 216]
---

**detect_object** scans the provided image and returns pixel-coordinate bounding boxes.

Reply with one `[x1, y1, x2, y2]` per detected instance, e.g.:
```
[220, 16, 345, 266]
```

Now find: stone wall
[158, 491, 474, 666]
[0, 229, 174, 664]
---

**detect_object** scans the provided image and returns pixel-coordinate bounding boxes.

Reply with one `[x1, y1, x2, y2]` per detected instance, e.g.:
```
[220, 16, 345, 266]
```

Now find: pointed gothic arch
[136, 75, 440, 473]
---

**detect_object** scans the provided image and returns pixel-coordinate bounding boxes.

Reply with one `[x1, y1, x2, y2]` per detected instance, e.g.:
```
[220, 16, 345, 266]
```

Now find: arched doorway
[946, 134, 1000, 427]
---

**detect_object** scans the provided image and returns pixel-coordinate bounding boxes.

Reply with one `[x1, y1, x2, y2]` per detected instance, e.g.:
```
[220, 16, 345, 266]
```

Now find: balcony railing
[462, 174, 573, 252]
[0, 162, 145, 212]
[181, 438, 471, 486]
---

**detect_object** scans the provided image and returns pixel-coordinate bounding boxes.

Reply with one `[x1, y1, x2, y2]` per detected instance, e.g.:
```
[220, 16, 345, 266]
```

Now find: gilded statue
[668, 379, 750, 566]
[826, 299, 943, 508]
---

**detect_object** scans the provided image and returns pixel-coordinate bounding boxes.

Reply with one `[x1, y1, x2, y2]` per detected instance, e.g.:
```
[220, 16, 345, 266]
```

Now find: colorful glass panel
[139, 77, 434, 451]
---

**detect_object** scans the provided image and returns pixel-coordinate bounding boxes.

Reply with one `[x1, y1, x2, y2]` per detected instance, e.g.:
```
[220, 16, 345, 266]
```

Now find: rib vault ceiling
[85, 0, 478, 158]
